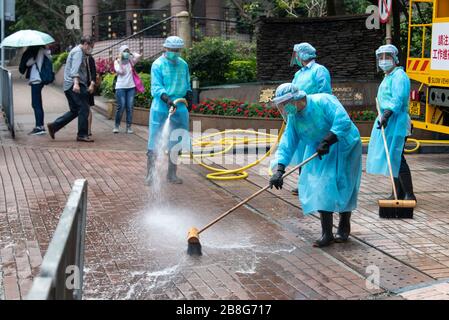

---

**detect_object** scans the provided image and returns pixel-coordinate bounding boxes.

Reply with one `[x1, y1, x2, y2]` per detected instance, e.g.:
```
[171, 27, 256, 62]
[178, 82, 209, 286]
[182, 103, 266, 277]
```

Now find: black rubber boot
[335, 212, 351, 243]
[399, 171, 417, 202]
[144, 151, 155, 186]
[167, 160, 183, 184]
[313, 212, 334, 248]
[387, 178, 403, 200]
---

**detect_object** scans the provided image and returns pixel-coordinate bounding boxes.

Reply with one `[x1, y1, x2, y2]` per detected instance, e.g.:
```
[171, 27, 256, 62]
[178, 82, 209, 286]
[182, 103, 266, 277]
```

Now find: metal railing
[92, 15, 178, 61]
[0, 66, 14, 138]
[191, 17, 254, 42]
[93, 9, 170, 41]
[27, 179, 88, 300]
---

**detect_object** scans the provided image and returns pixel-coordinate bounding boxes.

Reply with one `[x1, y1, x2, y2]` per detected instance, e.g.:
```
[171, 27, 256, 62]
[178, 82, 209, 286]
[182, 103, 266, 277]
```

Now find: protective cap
[163, 36, 185, 49]
[376, 44, 399, 64]
[119, 44, 129, 53]
[272, 83, 306, 105]
[294, 43, 317, 61]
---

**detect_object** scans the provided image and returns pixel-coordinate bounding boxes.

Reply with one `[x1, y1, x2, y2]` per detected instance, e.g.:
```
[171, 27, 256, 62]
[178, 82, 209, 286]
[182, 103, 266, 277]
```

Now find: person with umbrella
[19, 45, 52, 135]
[1, 30, 56, 136]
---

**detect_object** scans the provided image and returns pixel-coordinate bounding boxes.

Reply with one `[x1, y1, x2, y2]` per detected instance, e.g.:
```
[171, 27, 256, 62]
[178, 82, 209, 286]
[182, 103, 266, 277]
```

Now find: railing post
[176, 11, 192, 49]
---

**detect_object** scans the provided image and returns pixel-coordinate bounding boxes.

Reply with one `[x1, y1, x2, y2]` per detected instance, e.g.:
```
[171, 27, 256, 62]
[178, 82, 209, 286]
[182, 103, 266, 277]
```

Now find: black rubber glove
[316, 132, 338, 159]
[161, 93, 176, 110]
[184, 91, 193, 112]
[269, 164, 286, 190]
[377, 109, 393, 129]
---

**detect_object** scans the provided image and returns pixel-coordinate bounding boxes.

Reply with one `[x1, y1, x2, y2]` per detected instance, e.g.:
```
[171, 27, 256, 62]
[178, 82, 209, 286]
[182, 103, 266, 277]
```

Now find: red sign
[379, 0, 392, 24]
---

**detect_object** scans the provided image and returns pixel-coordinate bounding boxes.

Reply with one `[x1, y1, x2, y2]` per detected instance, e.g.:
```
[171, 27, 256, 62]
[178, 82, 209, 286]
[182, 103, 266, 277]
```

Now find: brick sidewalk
[1, 74, 449, 300]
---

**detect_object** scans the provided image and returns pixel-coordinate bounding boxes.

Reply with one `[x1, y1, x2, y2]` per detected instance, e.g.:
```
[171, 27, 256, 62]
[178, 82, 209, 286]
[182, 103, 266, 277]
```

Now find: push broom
[375, 98, 416, 219]
[187, 152, 319, 255]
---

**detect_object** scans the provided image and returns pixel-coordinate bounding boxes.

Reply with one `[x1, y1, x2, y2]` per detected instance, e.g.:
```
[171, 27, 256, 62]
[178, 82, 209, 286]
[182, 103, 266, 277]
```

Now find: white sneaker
[113, 127, 119, 133]
[127, 128, 134, 134]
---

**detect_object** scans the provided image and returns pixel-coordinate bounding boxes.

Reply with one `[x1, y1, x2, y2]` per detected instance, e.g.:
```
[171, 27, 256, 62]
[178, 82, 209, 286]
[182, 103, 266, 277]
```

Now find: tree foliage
[9, 0, 82, 51]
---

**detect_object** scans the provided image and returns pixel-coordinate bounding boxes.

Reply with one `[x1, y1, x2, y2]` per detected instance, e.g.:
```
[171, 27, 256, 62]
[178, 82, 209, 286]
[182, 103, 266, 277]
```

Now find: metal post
[192, 76, 200, 105]
[1, 0, 5, 67]
[386, 17, 392, 45]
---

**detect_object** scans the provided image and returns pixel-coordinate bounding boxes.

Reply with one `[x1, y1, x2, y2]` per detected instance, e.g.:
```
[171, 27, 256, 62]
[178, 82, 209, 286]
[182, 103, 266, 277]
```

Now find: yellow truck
[407, 0, 449, 134]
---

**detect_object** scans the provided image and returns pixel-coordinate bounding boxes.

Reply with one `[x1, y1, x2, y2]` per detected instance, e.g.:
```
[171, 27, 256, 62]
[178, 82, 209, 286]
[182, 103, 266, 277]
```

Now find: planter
[107, 102, 150, 125]
[190, 113, 283, 132]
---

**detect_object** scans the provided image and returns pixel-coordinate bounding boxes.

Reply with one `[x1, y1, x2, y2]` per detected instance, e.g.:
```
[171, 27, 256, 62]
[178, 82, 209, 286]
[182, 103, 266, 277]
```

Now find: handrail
[0, 66, 15, 138]
[27, 179, 88, 300]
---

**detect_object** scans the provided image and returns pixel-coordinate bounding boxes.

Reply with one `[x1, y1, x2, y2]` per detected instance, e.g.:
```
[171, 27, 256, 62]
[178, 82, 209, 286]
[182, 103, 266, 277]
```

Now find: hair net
[273, 83, 307, 105]
[163, 36, 185, 49]
[376, 44, 399, 64]
[294, 43, 317, 61]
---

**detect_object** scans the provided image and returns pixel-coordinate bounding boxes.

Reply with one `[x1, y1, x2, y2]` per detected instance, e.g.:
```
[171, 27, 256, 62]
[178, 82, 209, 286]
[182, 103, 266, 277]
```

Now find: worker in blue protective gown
[366, 44, 417, 202]
[145, 36, 193, 185]
[269, 83, 362, 247]
[288, 42, 332, 196]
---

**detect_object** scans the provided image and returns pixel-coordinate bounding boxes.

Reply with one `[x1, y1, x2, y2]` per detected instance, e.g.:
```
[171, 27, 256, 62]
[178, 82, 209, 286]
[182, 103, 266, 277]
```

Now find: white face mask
[379, 59, 394, 72]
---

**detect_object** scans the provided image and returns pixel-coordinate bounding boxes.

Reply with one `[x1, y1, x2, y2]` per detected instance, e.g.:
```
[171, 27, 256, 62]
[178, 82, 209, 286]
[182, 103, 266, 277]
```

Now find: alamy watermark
[365, 264, 381, 290]
[66, 5, 80, 30]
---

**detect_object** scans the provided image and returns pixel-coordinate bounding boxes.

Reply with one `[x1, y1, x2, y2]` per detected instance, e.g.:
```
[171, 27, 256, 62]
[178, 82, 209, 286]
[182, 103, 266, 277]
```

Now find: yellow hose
[182, 123, 286, 180]
[182, 123, 449, 180]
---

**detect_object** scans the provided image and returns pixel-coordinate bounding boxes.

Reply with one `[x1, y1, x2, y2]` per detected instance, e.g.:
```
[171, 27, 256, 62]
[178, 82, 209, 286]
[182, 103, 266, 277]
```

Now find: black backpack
[38, 56, 55, 85]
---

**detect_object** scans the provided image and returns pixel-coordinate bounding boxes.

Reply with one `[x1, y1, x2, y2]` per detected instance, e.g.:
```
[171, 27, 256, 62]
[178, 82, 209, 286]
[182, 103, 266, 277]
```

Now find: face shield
[272, 93, 296, 121]
[376, 52, 396, 72]
[290, 51, 300, 67]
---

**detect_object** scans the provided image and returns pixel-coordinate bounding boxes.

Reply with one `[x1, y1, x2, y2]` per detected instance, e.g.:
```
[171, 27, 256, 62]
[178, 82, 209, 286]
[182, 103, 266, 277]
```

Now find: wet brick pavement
[1, 74, 449, 300]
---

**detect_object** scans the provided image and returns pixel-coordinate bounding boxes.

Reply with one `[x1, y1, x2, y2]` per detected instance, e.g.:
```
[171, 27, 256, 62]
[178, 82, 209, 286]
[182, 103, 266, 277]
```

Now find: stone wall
[256, 15, 384, 82]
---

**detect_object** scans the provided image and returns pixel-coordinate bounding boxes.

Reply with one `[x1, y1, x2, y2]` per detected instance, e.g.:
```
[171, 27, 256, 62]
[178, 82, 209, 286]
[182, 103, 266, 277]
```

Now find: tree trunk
[327, 0, 346, 16]
[327, 0, 336, 16]
[334, 0, 346, 15]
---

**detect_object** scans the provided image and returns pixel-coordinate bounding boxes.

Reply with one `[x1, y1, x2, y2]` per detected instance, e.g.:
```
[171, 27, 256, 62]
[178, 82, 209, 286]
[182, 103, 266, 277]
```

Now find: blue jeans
[31, 83, 44, 127]
[115, 88, 136, 128]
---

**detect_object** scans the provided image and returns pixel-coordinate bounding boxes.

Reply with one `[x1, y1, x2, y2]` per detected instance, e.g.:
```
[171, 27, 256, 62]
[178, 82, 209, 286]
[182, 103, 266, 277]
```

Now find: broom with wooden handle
[375, 98, 416, 218]
[186, 153, 319, 255]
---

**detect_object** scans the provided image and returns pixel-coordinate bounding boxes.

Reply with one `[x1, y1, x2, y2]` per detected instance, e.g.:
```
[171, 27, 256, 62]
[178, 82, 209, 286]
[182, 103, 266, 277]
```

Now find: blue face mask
[122, 52, 130, 60]
[379, 59, 394, 72]
[166, 51, 180, 61]
[285, 103, 297, 115]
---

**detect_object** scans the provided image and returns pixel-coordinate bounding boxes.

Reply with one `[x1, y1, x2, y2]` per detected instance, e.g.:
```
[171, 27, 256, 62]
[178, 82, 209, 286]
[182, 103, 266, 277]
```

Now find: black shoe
[399, 171, 417, 202]
[291, 188, 299, 196]
[313, 212, 334, 247]
[144, 151, 156, 186]
[28, 127, 46, 136]
[335, 212, 351, 243]
[167, 161, 183, 184]
[77, 136, 95, 143]
[47, 123, 56, 139]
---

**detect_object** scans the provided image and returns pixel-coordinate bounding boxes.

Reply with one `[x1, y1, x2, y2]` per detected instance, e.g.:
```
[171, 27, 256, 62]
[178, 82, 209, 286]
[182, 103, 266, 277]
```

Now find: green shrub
[52, 52, 69, 73]
[225, 60, 257, 84]
[134, 58, 154, 73]
[183, 37, 236, 86]
[134, 73, 152, 109]
[100, 73, 116, 99]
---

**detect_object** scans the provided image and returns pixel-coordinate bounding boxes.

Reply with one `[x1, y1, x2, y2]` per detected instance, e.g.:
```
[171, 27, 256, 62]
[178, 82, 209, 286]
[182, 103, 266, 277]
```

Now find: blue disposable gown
[275, 93, 362, 215]
[288, 62, 332, 166]
[148, 55, 192, 152]
[366, 67, 411, 178]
